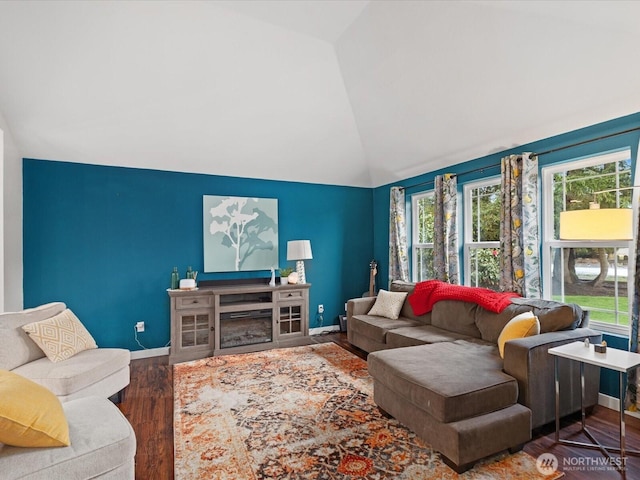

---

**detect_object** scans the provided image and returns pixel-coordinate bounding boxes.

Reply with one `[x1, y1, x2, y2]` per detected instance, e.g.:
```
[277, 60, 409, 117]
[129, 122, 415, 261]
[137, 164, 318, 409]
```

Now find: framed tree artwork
[203, 196, 279, 272]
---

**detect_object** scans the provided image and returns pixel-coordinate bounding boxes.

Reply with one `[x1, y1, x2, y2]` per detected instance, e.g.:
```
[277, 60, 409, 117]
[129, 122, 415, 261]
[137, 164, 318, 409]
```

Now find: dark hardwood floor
[119, 333, 640, 479]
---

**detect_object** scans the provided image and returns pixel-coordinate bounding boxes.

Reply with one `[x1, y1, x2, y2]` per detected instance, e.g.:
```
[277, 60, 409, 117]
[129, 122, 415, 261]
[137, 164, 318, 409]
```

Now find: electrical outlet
[318, 304, 324, 314]
[135, 321, 145, 333]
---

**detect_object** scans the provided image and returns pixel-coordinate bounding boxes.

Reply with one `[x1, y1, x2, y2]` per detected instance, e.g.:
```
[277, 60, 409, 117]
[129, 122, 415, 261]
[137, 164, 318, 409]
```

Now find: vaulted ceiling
[1, 1, 639, 188]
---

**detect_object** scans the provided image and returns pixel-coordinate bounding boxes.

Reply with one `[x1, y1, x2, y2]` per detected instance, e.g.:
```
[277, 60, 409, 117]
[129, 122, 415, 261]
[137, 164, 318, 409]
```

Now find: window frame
[541, 149, 635, 336]
[463, 177, 501, 287]
[411, 190, 435, 282]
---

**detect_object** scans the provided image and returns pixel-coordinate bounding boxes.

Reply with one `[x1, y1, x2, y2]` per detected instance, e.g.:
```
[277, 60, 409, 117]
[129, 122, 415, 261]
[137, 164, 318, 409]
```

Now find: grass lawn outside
[553, 295, 630, 326]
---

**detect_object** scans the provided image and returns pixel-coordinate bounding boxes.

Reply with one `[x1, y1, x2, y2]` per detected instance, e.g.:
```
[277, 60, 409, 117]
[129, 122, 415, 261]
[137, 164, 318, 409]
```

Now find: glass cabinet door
[179, 313, 212, 348]
[279, 304, 302, 335]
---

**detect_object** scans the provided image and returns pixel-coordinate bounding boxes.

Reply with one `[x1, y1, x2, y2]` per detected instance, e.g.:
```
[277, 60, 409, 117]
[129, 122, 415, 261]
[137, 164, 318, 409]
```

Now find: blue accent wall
[23, 160, 373, 351]
[601, 333, 630, 398]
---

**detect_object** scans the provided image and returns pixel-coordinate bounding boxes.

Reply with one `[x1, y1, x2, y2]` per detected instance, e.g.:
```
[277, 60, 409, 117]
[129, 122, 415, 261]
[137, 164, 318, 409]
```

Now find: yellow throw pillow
[498, 311, 540, 358]
[367, 289, 408, 320]
[22, 308, 97, 363]
[0, 370, 70, 447]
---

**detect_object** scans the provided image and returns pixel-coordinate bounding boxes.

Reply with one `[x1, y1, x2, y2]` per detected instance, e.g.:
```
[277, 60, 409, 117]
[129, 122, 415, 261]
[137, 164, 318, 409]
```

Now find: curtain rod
[399, 125, 640, 192]
[532, 126, 640, 157]
[399, 163, 500, 191]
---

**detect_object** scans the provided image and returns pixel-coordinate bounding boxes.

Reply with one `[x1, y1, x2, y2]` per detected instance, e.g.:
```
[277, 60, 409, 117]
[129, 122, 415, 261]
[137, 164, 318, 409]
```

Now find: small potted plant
[279, 267, 293, 285]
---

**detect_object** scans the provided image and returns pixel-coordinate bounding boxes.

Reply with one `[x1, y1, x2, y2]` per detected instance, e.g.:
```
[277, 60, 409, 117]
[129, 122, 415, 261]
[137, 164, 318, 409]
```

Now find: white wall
[0, 109, 23, 311]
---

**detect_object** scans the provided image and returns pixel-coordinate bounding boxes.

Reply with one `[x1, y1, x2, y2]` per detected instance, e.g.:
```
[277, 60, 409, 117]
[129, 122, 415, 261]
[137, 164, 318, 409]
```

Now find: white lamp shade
[559, 208, 633, 240]
[287, 240, 313, 260]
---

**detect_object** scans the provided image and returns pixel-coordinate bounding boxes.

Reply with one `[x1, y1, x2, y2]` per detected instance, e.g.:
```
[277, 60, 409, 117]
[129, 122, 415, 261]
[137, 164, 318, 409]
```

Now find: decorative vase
[171, 267, 180, 290]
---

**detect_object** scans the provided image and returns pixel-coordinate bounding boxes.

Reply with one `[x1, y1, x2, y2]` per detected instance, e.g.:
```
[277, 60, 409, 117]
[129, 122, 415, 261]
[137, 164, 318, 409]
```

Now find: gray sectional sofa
[347, 280, 602, 472]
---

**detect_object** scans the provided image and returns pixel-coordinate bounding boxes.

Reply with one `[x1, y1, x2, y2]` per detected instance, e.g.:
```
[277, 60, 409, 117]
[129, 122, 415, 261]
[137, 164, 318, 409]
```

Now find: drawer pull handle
[288, 293, 293, 297]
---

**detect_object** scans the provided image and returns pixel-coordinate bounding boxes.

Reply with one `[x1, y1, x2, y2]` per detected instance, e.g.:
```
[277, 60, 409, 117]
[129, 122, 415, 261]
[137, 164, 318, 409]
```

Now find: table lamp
[287, 240, 312, 284]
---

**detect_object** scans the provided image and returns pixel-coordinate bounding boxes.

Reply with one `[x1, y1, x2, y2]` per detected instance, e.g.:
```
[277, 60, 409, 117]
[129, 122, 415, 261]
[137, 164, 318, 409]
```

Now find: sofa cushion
[386, 325, 474, 349]
[390, 281, 432, 324]
[452, 338, 499, 354]
[22, 309, 98, 363]
[510, 298, 583, 332]
[349, 315, 422, 344]
[497, 312, 540, 358]
[0, 370, 70, 447]
[368, 342, 518, 423]
[475, 299, 583, 343]
[474, 304, 525, 344]
[11, 348, 130, 398]
[431, 300, 482, 338]
[0, 396, 136, 479]
[367, 289, 408, 320]
[0, 302, 67, 371]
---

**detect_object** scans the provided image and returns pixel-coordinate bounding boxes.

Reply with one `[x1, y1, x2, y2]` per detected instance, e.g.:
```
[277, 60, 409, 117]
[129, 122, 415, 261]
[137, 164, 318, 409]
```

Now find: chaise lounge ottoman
[368, 340, 531, 472]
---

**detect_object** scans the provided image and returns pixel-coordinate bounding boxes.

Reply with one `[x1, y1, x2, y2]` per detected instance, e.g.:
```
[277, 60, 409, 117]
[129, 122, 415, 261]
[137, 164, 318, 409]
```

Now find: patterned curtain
[389, 186, 409, 285]
[499, 153, 542, 297]
[433, 174, 459, 284]
[626, 208, 640, 411]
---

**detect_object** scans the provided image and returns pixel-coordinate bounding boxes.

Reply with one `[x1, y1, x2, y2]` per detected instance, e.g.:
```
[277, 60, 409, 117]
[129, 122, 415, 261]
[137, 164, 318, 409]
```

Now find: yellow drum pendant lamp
[559, 203, 633, 241]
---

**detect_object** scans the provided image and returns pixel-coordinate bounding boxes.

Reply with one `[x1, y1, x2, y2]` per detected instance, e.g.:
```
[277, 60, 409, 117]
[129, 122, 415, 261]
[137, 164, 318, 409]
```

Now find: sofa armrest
[346, 297, 377, 346]
[347, 297, 377, 318]
[503, 328, 602, 429]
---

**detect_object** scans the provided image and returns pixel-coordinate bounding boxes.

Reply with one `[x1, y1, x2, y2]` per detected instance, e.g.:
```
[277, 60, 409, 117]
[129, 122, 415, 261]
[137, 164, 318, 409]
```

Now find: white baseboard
[598, 392, 640, 419]
[130, 347, 170, 360]
[599, 392, 620, 411]
[310, 325, 341, 335]
[598, 393, 620, 412]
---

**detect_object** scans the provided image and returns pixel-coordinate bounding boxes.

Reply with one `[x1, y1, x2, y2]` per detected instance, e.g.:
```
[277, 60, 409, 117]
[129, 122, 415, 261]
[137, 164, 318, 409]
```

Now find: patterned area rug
[174, 343, 562, 479]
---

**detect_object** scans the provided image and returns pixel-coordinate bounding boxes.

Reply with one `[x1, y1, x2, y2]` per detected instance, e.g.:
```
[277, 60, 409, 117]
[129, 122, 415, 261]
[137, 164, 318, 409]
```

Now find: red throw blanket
[407, 280, 520, 315]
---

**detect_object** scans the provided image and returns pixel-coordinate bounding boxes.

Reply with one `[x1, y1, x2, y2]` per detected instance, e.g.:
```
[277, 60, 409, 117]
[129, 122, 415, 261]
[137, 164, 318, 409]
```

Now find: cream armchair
[0, 302, 135, 479]
[0, 302, 130, 402]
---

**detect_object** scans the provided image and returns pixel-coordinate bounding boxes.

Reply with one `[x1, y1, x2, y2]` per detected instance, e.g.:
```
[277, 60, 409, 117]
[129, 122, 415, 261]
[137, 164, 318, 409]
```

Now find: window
[542, 150, 634, 335]
[411, 192, 435, 282]
[463, 179, 501, 288]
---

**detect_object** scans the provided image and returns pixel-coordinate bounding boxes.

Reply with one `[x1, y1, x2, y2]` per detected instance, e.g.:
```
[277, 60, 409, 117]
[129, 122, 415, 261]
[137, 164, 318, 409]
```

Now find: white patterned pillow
[21, 309, 98, 363]
[367, 289, 408, 320]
